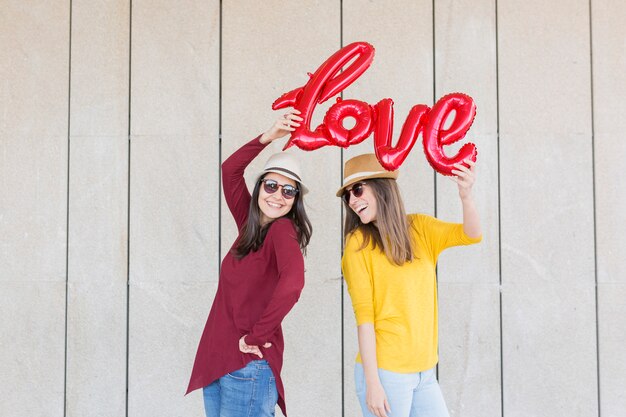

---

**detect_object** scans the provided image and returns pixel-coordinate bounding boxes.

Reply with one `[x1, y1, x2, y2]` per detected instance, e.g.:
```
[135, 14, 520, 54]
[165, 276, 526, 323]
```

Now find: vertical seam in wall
[495, 0, 504, 416]
[588, 0, 600, 415]
[218, 1, 223, 277]
[126, 0, 132, 415]
[431, 0, 439, 381]
[431, 0, 437, 220]
[64, 1, 73, 416]
[339, 2, 344, 415]
[217, 0, 222, 274]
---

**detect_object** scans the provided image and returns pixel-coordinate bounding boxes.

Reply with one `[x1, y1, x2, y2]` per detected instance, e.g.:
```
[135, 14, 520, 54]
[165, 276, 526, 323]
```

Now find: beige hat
[261, 152, 309, 195]
[336, 153, 399, 197]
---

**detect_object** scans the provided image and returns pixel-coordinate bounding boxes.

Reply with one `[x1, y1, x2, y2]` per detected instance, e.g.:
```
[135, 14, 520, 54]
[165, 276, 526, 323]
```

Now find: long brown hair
[233, 175, 312, 258]
[343, 178, 415, 265]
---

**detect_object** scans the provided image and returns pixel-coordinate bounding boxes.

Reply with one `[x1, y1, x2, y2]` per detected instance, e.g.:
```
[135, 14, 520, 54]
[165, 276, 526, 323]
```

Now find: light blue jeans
[355, 363, 450, 417]
[203, 360, 278, 417]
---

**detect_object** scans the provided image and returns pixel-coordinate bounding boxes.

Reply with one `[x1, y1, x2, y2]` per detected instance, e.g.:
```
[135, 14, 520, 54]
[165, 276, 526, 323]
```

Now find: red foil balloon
[324, 98, 374, 148]
[272, 43, 479, 173]
[373, 98, 431, 171]
[422, 93, 477, 176]
[272, 42, 375, 151]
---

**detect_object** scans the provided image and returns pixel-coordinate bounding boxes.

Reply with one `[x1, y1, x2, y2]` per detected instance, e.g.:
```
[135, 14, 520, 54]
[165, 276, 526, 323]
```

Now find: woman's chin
[358, 213, 374, 224]
[261, 208, 288, 222]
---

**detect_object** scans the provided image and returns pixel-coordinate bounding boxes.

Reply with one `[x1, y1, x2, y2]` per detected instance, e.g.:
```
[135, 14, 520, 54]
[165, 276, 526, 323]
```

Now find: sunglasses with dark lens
[260, 179, 299, 199]
[342, 182, 366, 204]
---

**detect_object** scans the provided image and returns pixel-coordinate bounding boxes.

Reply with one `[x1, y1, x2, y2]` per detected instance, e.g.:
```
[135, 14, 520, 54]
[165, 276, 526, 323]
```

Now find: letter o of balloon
[324, 99, 374, 147]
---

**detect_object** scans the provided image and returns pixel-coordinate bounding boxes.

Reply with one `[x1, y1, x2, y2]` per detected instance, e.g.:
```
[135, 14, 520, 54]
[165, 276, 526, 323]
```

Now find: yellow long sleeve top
[342, 213, 482, 373]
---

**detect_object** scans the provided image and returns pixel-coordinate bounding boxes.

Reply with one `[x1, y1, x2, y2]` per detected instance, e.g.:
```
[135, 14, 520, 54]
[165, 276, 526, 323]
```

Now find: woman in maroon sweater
[186, 110, 311, 417]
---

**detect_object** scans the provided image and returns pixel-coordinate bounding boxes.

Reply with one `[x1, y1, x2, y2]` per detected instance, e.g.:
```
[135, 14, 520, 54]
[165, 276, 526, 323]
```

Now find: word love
[272, 42, 477, 175]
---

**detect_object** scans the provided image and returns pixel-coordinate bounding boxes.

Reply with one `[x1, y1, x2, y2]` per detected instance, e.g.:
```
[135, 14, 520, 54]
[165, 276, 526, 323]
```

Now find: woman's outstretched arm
[451, 159, 482, 239]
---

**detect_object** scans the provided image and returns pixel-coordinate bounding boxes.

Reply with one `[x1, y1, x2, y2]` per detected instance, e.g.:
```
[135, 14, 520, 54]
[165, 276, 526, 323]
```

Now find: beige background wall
[1, 1, 624, 416]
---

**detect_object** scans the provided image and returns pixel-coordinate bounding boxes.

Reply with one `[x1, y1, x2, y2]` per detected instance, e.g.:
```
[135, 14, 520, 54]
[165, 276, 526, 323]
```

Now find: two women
[187, 112, 481, 417]
[339, 154, 482, 417]
[186, 110, 310, 417]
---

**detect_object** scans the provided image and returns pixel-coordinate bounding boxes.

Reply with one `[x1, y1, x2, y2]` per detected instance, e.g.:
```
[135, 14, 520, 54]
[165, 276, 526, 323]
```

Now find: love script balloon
[272, 41, 477, 175]
[273, 42, 375, 151]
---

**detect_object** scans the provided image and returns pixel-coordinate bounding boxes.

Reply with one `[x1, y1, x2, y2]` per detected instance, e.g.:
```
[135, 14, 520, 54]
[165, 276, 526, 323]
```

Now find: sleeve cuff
[355, 314, 374, 326]
[462, 232, 482, 244]
[244, 334, 263, 346]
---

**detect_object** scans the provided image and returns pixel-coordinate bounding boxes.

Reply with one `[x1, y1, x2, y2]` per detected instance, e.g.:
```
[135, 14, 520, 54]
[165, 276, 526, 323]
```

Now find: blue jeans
[203, 360, 278, 417]
[355, 363, 450, 417]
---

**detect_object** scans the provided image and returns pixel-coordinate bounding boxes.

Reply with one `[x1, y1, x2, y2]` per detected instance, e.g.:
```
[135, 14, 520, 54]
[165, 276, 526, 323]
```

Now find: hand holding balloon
[450, 158, 482, 239]
[450, 159, 476, 200]
[260, 109, 303, 144]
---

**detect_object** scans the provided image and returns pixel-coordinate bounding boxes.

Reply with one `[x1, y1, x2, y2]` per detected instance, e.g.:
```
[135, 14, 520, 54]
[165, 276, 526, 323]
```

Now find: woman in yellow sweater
[339, 154, 482, 417]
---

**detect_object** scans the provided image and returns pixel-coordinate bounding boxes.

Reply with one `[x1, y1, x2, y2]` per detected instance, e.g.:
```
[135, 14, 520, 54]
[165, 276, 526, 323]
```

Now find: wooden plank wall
[1, 1, 624, 416]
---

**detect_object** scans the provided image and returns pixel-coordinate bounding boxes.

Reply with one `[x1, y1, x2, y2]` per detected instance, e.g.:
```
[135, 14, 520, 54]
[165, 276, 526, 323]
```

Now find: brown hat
[336, 153, 399, 197]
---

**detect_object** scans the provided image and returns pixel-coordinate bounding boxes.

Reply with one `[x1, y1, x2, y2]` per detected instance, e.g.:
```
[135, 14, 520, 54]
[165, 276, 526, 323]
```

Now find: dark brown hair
[343, 178, 415, 265]
[233, 175, 312, 258]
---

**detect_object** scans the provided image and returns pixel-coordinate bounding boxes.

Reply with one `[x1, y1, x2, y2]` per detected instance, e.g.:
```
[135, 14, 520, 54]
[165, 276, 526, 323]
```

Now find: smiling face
[347, 182, 378, 224]
[257, 172, 297, 225]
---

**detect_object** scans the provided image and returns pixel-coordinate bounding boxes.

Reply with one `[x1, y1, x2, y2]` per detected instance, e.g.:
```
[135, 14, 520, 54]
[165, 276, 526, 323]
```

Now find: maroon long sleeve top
[186, 136, 305, 416]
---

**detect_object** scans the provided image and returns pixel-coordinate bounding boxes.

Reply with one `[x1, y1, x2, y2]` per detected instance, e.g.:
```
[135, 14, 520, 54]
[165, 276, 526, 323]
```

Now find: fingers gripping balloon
[272, 42, 478, 174]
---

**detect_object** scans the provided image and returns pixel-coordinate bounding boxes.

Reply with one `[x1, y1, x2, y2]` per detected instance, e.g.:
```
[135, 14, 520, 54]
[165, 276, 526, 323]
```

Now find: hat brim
[261, 169, 309, 195]
[335, 171, 398, 197]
